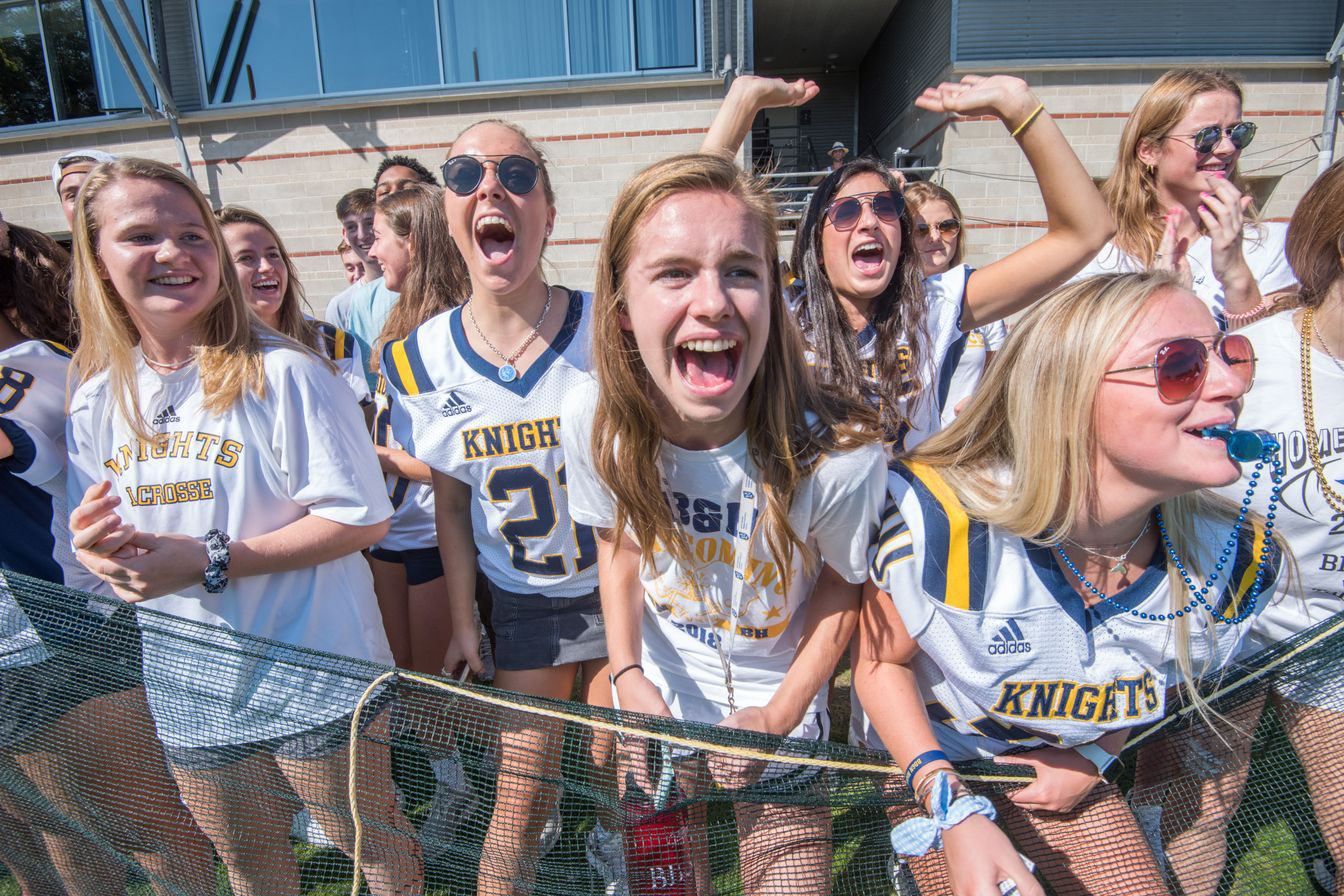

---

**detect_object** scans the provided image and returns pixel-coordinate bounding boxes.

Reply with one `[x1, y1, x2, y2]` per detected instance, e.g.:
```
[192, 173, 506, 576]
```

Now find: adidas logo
[151, 404, 180, 426]
[988, 619, 1032, 655]
[440, 391, 472, 417]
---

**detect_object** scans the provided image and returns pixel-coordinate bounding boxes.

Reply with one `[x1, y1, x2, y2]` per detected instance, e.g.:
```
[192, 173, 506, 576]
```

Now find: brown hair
[1101, 69, 1254, 266]
[371, 183, 468, 370]
[0, 223, 75, 346]
[451, 119, 556, 207]
[591, 153, 876, 589]
[903, 180, 966, 267]
[1285, 159, 1344, 310]
[336, 187, 376, 221]
[215, 205, 321, 352]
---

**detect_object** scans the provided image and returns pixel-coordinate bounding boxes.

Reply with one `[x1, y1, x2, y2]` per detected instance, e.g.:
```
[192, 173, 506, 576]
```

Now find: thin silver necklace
[1063, 516, 1152, 577]
[1313, 323, 1344, 377]
[141, 349, 194, 372]
[465, 284, 552, 383]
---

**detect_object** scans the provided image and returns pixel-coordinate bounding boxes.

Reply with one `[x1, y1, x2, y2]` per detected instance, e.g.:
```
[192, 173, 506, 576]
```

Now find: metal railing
[759, 166, 938, 224]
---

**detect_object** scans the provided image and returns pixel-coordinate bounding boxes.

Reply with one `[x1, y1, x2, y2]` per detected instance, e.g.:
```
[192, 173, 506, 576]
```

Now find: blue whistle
[1196, 424, 1278, 462]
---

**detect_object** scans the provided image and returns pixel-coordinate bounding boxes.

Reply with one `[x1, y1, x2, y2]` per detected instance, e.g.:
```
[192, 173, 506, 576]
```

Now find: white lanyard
[661, 457, 758, 715]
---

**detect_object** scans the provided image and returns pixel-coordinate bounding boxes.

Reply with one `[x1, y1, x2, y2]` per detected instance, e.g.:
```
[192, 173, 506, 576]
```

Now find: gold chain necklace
[1299, 308, 1344, 513]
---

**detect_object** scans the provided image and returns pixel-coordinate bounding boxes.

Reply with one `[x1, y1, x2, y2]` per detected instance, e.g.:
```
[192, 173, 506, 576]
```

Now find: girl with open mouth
[789, 74, 1114, 451]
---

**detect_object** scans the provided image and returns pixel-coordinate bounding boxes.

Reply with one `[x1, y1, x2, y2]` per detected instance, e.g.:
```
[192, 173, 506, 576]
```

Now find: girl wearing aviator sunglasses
[904, 180, 1010, 428]
[1081, 68, 1299, 326]
[790, 74, 1114, 452]
[858, 271, 1282, 895]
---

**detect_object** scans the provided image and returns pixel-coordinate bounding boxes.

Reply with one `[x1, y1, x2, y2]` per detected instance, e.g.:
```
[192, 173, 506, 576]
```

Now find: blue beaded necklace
[1055, 434, 1283, 625]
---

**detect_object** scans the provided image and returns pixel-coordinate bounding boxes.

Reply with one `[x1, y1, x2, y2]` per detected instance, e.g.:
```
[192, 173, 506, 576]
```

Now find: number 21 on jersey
[487, 463, 596, 577]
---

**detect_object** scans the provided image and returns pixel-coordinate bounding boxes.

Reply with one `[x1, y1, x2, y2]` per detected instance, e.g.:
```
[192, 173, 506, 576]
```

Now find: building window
[193, 0, 699, 108]
[0, 0, 155, 128]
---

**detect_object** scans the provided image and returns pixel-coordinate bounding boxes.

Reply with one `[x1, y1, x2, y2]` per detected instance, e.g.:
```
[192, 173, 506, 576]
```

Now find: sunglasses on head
[440, 155, 540, 197]
[822, 190, 904, 231]
[1105, 333, 1255, 403]
[1167, 121, 1257, 155]
[915, 218, 960, 237]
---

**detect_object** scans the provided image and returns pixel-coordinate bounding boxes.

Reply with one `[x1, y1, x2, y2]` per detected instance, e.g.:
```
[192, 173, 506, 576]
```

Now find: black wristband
[609, 662, 643, 687]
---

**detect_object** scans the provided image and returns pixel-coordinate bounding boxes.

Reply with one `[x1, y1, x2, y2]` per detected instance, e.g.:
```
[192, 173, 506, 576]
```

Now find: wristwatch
[1074, 742, 1118, 780]
[203, 529, 231, 593]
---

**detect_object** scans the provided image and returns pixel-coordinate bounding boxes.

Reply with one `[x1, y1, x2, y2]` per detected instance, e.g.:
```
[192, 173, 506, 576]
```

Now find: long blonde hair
[914, 272, 1279, 696]
[214, 204, 320, 351]
[70, 158, 294, 439]
[1102, 69, 1255, 266]
[371, 183, 467, 371]
[590, 154, 877, 588]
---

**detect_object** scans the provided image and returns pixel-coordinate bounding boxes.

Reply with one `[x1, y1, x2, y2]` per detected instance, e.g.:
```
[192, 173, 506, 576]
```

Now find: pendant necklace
[466, 284, 552, 383]
[1063, 517, 1152, 576]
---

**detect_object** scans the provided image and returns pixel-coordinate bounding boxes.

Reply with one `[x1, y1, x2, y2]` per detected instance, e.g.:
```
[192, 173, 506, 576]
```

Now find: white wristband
[1074, 742, 1117, 776]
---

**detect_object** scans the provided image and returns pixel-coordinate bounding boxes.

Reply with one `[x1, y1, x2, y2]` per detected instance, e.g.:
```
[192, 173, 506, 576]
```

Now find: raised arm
[914, 75, 1115, 331]
[700, 75, 819, 159]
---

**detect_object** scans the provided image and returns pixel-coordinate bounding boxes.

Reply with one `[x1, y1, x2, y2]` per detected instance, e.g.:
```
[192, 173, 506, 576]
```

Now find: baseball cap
[51, 149, 118, 193]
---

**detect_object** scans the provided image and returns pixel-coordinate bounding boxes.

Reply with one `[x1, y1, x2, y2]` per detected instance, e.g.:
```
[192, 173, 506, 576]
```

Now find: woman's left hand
[79, 531, 209, 603]
[915, 74, 1037, 130]
[1197, 176, 1255, 290]
[708, 704, 791, 789]
[995, 746, 1102, 814]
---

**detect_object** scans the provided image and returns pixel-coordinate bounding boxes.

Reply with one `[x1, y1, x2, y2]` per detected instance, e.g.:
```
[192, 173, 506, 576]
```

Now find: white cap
[830, 141, 848, 154]
[51, 149, 118, 192]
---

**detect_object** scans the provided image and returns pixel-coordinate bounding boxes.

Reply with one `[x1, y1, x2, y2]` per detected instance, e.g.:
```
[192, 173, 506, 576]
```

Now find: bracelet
[890, 771, 998, 857]
[203, 529, 230, 594]
[914, 767, 967, 812]
[1010, 102, 1046, 139]
[609, 662, 643, 687]
[1222, 298, 1272, 327]
[1074, 742, 1118, 778]
[903, 749, 949, 796]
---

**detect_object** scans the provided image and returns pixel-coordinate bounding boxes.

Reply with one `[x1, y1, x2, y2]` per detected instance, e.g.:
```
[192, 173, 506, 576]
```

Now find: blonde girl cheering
[64, 157, 420, 896]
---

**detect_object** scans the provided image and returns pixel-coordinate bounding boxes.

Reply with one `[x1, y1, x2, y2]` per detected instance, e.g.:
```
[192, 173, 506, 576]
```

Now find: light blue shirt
[344, 278, 399, 389]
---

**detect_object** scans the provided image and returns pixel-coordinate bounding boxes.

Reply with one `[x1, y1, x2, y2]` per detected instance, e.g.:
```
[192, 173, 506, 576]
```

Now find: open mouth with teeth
[475, 214, 516, 263]
[251, 277, 280, 296]
[851, 239, 885, 275]
[149, 275, 198, 287]
[675, 337, 742, 394]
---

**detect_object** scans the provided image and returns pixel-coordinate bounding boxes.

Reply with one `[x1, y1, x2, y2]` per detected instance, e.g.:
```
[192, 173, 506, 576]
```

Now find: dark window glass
[0, 1, 53, 126]
[439, 0, 565, 83]
[40, 0, 99, 119]
[634, 0, 694, 70]
[86, 0, 156, 113]
[197, 0, 317, 104]
[317, 0, 438, 93]
[568, 0, 630, 75]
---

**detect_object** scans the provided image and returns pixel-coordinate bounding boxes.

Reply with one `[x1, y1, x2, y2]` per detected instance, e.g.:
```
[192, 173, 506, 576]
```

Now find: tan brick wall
[0, 80, 726, 311]
[879, 65, 1341, 271]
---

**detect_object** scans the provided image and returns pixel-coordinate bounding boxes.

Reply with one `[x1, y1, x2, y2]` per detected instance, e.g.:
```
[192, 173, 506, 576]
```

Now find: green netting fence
[0, 570, 1338, 896]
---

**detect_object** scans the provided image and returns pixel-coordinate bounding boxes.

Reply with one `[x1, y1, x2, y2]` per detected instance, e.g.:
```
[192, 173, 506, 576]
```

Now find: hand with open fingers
[441, 628, 483, 680]
[1155, 207, 1194, 288]
[996, 746, 1101, 813]
[914, 74, 1037, 128]
[70, 481, 138, 560]
[1198, 177, 1255, 286]
[79, 531, 208, 603]
[733, 74, 820, 112]
[942, 815, 1044, 896]
[709, 705, 781, 789]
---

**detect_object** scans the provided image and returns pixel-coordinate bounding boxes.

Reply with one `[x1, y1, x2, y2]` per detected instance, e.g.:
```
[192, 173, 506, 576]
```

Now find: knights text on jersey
[384, 289, 598, 597]
[867, 461, 1280, 758]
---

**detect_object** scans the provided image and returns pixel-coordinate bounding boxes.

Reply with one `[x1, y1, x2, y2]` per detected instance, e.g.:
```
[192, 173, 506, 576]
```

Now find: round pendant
[498, 363, 518, 383]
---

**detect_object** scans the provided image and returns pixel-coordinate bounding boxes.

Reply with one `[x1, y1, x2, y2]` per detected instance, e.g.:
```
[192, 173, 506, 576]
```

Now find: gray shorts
[162, 686, 394, 771]
[486, 581, 607, 671]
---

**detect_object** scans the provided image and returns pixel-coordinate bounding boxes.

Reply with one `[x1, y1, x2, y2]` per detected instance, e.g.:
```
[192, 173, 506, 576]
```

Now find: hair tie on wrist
[1223, 298, 1272, 327]
[1011, 103, 1046, 139]
[609, 662, 643, 687]
[890, 771, 997, 857]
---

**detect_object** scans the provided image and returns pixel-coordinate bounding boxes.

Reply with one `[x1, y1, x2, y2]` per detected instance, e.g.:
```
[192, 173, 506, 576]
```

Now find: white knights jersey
[929, 266, 1007, 428]
[66, 341, 394, 748]
[385, 289, 598, 597]
[1216, 311, 1344, 649]
[868, 462, 1280, 759]
[372, 374, 437, 551]
[311, 317, 372, 407]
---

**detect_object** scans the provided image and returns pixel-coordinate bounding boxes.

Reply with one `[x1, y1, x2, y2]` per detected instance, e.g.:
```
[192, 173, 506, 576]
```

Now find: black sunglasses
[1105, 333, 1255, 403]
[440, 155, 540, 197]
[822, 190, 904, 231]
[914, 218, 960, 237]
[1166, 121, 1257, 155]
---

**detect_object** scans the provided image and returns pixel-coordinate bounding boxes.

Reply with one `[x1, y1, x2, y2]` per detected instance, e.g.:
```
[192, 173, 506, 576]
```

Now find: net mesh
[0, 570, 1336, 896]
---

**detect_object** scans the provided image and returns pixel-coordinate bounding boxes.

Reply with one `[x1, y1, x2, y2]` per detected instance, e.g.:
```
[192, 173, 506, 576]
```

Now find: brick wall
[0, 79, 726, 310]
[874, 65, 1341, 270]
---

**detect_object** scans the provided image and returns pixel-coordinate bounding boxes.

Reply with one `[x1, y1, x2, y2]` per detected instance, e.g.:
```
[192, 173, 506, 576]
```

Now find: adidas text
[440, 392, 472, 417]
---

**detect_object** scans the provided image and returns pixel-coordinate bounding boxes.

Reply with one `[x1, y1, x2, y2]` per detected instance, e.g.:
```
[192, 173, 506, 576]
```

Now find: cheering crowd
[0, 65, 1341, 896]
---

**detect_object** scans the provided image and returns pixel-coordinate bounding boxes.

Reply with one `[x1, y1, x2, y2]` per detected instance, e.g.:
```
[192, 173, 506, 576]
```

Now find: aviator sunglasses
[440, 154, 540, 197]
[914, 218, 961, 238]
[1105, 333, 1255, 403]
[822, 190, 904, 231]
[1165, 121, 1257, 155]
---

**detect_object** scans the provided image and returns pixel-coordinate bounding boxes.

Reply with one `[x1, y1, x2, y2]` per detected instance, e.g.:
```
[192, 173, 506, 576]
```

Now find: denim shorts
[486, 581, 607, 671]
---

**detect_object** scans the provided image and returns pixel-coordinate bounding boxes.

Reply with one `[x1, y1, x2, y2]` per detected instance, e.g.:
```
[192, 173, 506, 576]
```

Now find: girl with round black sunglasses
[439, 154, 540, 197]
